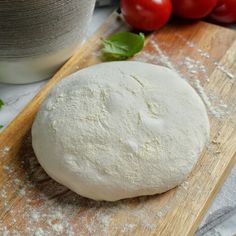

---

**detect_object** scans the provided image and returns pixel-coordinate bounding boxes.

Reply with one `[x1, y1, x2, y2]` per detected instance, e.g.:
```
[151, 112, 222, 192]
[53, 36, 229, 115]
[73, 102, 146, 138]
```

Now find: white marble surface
[0, 6, 236, 236]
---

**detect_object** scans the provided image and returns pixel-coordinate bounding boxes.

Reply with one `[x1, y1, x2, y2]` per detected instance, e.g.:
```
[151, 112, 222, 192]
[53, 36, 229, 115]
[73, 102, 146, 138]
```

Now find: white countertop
[0, 6, 235, 236]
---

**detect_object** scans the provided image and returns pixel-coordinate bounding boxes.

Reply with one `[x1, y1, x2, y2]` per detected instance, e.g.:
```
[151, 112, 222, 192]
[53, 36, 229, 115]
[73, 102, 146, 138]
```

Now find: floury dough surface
[32, 61, 210, 201]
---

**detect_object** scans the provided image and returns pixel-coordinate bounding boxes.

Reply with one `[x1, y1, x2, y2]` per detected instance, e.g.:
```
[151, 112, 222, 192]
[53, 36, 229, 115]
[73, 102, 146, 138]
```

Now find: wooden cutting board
[0, 12, 236, 236]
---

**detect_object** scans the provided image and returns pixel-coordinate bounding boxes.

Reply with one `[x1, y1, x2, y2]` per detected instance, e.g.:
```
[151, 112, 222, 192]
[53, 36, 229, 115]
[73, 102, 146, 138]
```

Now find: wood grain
[0, 12, 236, 235]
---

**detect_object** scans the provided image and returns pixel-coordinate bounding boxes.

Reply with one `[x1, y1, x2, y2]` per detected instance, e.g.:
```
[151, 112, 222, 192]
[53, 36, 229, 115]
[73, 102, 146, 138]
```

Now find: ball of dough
[32, 61, 210, 201]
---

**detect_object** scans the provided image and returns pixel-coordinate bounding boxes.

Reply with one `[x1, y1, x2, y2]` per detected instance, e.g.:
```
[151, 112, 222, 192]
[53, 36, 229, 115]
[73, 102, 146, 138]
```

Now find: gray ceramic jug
[0, 0, 96, 84]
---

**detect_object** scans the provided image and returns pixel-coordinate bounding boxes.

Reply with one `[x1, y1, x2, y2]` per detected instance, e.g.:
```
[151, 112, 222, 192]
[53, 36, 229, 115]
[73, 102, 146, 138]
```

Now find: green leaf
[0, 99, 4, 109]
[102, 32, 145, 60]
[0, 99, 4, 129]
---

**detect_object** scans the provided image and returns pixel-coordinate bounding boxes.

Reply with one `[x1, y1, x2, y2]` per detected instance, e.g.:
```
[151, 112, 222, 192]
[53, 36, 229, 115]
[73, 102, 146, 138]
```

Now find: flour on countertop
[194, 80, 228, 119]
[0, 136, 176, 235]
[0, 34, 235, 235]
[149, 39, 179, 73]
[34, 228, 45, 236]
[214, 61, 235, 80]
[0, 67, 208, 235]
[0, 146, 10, 157]
[134, 37, 233, 119]
[181, 57, 209, 81]
[174, 32, 235, 80]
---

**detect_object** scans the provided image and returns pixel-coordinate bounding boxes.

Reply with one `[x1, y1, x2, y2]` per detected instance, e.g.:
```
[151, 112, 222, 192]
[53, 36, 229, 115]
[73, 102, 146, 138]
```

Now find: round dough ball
[32, 61, 210, 201]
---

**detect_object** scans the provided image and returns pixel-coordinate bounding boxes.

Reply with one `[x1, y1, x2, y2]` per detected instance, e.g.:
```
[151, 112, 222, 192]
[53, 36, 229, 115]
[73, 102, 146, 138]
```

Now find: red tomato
[172, 0, 217, 19]
[121, 0, 173, 31]
[210, 0, 236, 23]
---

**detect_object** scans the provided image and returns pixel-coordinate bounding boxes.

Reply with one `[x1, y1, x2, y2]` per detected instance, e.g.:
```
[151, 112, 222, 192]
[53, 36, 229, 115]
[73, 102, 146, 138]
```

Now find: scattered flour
[214, 62, 235, 80]
[197, 49, 210, 59]
[194, 80, 228, 119]
[0, 135, 191, 235]
[134, 37, 232, 119]
[0, 189, 7, 198]
[34, 228, 45, 236]
[1, 146, 10, 157]
[50, 223, 64, 234]
[120, 223, 136, 233]
[134, 51, 159, 63]
[149, 39, 177, 72]
[19, 189, 26, 196]
[31, 211, 40, 221]
[0, 33, 235, 235]
[174, 32, 235, 80]
[181, 57, 209, 81]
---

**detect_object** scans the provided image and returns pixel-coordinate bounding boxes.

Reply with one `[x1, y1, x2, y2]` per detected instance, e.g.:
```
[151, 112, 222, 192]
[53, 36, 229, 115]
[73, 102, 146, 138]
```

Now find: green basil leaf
[0, 99, 4, 109]
[0, 99, 4, 129]
[102, 32, 145, 60]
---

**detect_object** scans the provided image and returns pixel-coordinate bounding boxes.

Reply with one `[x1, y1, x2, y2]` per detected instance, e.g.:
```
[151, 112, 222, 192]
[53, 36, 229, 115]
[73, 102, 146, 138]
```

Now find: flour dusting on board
[0, 34, 235, 235]
[1, 146, 10, 157]
[134, 36, 234, 119]
[194, 80, 229, 119]
[0, 134, 193, 235]
[174, 32, 236, 80]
